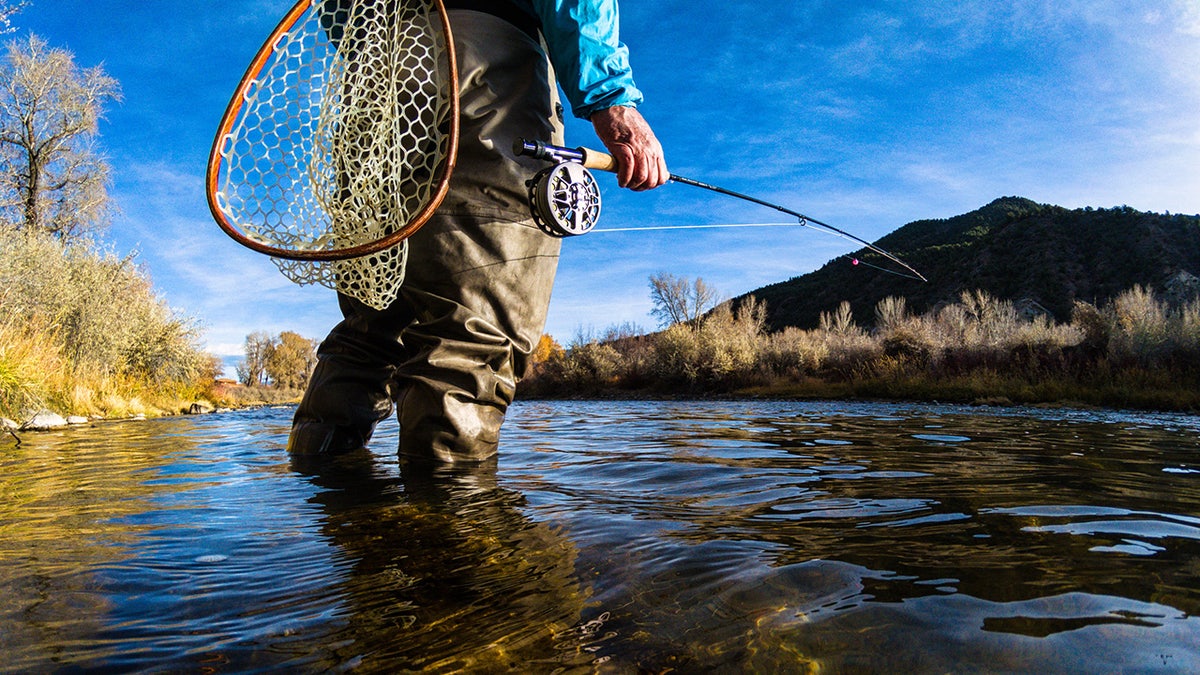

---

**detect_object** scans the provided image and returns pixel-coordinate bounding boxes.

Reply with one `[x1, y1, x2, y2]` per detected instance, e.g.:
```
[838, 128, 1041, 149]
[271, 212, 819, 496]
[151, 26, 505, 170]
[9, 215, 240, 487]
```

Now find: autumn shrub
[530, 333, 565, 368]
[648, 297, 765, 387]
[608, 335, 656, 388]
[547, 340, 625, 390]
[873, 295, 909, 333]
[758, 326, 828, 376]
[698, 299, 764, 383]
[1173, 299, 1200, 370]
[0, 228, 214, 418]
[916, 292, 1013, 374]
[814, 301, 878, 378]
[960, 289, 1022, 347]
[1108, 285, 1169, 366]
[880, 327, 934, 368]
[650, 323, 699, 383]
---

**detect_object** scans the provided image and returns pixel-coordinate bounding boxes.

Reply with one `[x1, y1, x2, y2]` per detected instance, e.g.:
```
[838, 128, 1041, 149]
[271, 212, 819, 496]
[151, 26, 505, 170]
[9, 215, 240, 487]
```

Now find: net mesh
[212, 0, 452, 309]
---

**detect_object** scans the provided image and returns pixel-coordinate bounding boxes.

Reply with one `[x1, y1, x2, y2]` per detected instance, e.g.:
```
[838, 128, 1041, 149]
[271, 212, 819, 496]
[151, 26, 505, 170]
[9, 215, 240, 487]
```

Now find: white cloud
[107, 158, 343, 355]
[1179, 0, 1200, 35]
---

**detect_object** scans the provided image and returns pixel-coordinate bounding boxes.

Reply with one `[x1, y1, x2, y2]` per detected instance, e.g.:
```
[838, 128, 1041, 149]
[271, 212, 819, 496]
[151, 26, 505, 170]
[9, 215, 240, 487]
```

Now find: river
[2, 400, 1199, 672]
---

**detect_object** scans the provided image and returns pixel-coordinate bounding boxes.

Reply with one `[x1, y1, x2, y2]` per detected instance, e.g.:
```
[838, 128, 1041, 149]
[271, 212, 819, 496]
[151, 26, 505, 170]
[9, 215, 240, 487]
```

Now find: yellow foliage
[0, 314, 64, 416]
[532, 334, 564, 365]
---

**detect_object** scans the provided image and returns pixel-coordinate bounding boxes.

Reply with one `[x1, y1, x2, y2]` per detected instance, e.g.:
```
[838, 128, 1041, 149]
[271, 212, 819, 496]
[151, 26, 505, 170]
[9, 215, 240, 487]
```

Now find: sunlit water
[3, 400, 1200, 673]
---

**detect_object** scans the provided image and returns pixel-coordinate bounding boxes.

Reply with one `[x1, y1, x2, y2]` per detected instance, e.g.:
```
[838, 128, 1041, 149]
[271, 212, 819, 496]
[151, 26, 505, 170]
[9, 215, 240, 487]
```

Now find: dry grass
[0, 314, 64, 415]
[0, 229, 220, 421]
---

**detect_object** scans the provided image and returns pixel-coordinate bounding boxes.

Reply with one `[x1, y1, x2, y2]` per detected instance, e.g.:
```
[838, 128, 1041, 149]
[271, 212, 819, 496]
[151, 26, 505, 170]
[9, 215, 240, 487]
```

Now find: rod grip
[577, 147, 619, 173]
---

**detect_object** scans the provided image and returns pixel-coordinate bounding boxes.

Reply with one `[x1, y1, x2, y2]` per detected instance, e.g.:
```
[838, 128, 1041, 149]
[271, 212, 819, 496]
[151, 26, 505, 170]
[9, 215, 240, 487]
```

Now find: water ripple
[3, 400, 1200, 672]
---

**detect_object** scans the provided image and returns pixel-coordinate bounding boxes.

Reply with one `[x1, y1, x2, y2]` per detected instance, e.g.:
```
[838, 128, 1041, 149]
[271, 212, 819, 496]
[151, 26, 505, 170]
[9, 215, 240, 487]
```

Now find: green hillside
[748, 197, 1200, 330]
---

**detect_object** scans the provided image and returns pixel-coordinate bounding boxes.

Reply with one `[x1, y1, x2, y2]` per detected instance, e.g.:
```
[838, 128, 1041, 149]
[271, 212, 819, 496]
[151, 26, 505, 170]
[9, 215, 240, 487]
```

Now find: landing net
[207, 0, 457, 309]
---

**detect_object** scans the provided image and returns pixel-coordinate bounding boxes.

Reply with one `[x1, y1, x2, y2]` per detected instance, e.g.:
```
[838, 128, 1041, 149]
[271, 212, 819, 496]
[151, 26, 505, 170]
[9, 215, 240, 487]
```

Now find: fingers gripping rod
[514, 138, 927, 283]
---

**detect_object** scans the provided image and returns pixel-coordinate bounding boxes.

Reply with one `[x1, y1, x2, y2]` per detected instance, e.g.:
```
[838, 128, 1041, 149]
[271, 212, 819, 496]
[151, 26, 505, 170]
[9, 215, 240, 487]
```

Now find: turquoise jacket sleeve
[526, 0, 644, 119]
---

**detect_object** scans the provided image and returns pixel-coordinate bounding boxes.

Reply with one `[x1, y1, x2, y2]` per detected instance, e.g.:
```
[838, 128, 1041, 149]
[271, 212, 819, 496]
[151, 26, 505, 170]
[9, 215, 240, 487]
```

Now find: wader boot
[288, 294, 413, 455]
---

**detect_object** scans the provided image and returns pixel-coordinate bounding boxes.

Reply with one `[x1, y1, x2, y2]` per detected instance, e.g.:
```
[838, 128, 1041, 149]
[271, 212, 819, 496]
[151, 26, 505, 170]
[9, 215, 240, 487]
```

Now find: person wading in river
[288, 0, 668, 463]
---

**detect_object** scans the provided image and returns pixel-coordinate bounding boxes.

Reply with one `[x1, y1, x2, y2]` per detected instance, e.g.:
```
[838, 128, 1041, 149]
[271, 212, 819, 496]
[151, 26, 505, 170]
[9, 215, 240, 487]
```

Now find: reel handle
[513, 138, 617, 173]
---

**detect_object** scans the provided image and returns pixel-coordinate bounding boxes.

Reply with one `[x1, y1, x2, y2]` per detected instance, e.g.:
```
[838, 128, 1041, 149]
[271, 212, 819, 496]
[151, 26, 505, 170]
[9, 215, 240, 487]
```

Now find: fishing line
[848, 256, 903, 276]
[667, 175, 926, 282]
[593, 223, 921, 281]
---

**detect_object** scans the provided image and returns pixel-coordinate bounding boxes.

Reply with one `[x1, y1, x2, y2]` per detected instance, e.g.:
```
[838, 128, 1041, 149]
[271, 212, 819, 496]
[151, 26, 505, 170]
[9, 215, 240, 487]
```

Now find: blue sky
[12, 1, 1200, 363]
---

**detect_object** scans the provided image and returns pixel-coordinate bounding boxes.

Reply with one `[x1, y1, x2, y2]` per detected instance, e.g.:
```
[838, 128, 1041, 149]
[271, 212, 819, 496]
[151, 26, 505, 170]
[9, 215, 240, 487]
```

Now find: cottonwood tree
[236, 331, 273, 386]
[649, 272, 719, 328]
[237, 330, 319, 388]
[265, 331, 319, 389]
[0, 34, 121, 241]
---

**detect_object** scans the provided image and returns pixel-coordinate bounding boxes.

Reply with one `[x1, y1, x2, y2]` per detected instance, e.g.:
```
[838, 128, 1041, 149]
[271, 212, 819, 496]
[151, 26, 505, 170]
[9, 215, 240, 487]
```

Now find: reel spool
[526, 162, 602, 237]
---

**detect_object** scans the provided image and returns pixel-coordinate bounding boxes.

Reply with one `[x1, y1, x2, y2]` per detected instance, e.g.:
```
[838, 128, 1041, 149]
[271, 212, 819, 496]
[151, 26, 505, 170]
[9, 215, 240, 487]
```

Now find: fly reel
[526, 162, 602, 237]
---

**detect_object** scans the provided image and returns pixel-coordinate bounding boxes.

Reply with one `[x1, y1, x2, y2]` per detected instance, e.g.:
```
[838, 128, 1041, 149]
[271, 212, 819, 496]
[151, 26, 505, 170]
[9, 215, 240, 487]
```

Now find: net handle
[205, 0, 459, 262]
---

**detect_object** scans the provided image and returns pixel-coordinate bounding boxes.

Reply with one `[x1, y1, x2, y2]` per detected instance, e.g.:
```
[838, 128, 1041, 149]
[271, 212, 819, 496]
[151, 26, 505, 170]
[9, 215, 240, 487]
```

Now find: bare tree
[0, 1, 28, 36]
[237, 331, 274, 386]
[0, 34, 121, 240]
[649, 272, 719, 328]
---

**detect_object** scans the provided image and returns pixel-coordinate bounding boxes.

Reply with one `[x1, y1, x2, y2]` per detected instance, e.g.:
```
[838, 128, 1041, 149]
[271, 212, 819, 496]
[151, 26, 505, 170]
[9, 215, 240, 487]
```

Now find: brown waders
[289, 10, 565, 463]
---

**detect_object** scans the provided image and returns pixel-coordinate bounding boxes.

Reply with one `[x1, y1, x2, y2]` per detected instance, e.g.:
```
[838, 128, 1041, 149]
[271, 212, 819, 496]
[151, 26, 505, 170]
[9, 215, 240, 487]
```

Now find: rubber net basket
[210, 0, 455, 309]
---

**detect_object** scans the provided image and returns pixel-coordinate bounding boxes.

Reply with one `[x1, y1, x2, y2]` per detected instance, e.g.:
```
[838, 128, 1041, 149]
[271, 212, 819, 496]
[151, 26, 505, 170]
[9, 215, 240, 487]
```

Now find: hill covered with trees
[748, 197, 1200, 330]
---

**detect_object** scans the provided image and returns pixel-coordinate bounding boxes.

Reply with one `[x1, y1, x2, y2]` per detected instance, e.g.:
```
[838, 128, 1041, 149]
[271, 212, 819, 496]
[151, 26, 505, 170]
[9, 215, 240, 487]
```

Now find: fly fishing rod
[514, 139, 927, 283]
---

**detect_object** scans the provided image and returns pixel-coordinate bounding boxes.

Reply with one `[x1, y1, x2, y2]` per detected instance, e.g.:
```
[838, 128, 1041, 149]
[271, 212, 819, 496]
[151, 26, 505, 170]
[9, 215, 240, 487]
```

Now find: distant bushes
[0, 228, 218, 419]
[523, 285, 1200, 411]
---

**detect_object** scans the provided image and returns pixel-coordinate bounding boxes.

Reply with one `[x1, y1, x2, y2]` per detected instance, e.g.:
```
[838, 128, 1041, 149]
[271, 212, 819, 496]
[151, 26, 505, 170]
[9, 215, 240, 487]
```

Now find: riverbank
[731, 369, 1200, 413]
[1, 381, 303, 437]
[1, 227, 225, 426]
[523, 287, 1200, 415]
[525, 373, 1200, 415]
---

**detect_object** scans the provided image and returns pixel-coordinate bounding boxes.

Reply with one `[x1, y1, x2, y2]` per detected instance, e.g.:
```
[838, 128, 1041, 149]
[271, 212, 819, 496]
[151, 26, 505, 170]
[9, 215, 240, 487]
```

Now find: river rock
[66, 415, 89, 425]
[23, 411, 68, 431]
[2, 418, 17, 430]
[186, 401, 215, 415]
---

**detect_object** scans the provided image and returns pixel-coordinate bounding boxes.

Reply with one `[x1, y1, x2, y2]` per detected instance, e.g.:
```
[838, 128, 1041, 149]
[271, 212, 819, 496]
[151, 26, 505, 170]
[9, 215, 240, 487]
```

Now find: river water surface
[3, 400, 1199, 673]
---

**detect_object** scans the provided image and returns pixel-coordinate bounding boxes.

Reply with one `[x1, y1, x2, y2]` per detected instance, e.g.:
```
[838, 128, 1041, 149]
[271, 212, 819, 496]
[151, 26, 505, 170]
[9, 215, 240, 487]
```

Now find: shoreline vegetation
[4, 221, 1197, 429]
[522, 287, 1200, 414]
[3, 223, 1196, 427]
[0, 227, 262, 427]
[0, 227, 311, 430]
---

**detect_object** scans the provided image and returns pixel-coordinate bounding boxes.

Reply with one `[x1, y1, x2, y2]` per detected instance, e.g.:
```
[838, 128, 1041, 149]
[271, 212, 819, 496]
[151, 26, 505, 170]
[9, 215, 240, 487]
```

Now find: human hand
[589, 105, 669, 191]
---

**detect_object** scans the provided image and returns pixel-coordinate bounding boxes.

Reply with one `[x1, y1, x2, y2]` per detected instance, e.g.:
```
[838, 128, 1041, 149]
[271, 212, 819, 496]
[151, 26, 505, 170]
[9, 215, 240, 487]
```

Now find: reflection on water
[2, 401, 1199, 672]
